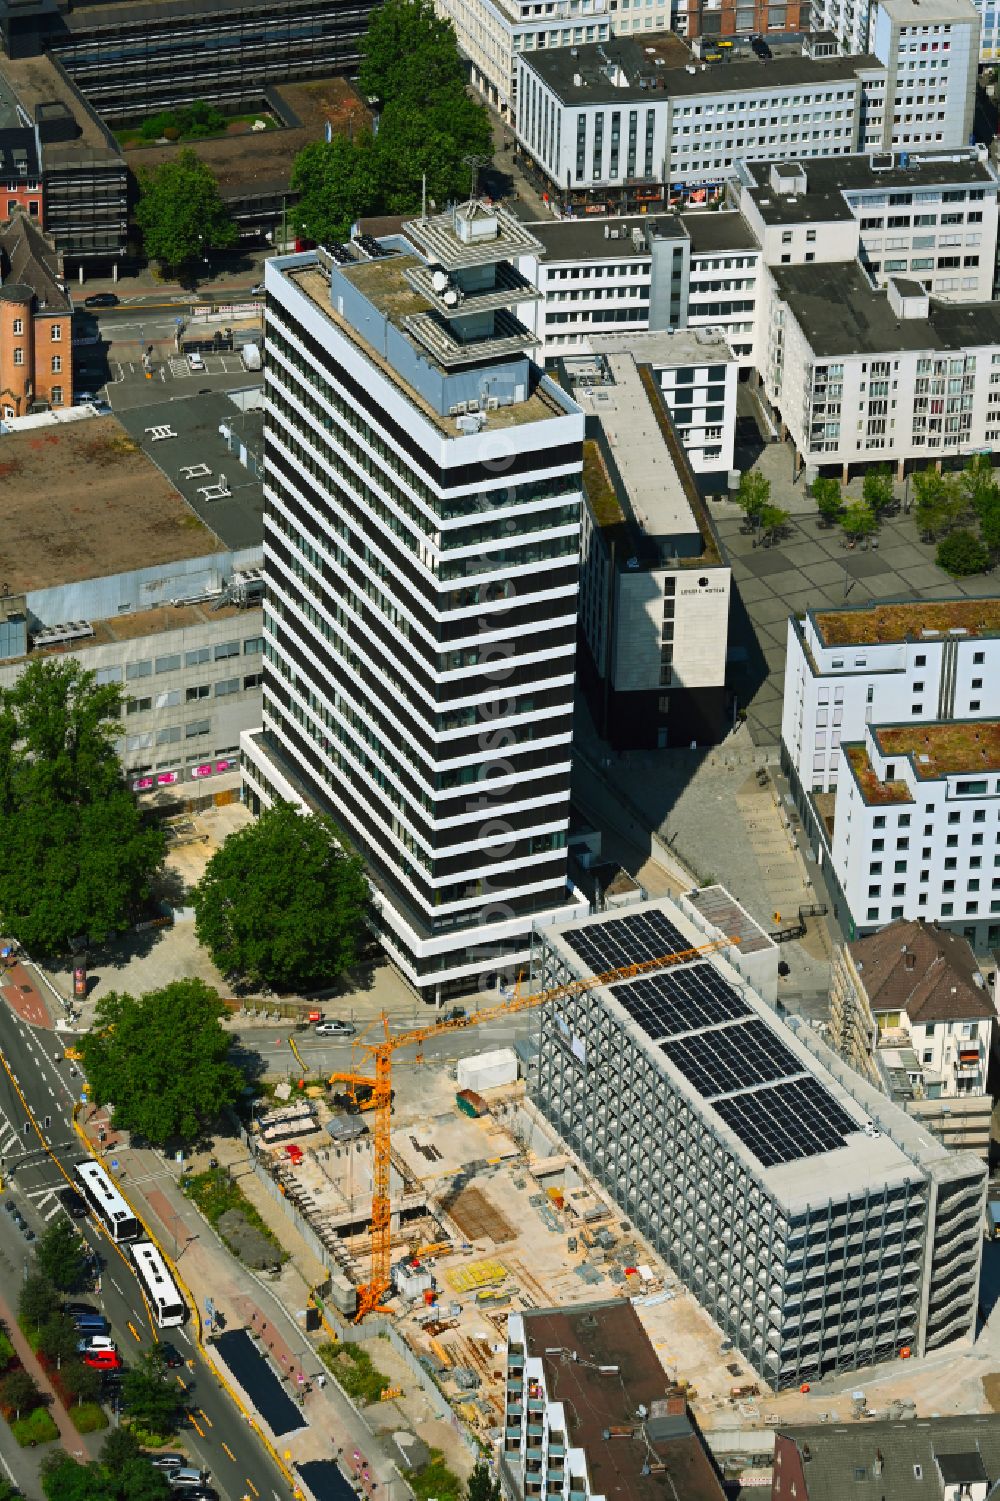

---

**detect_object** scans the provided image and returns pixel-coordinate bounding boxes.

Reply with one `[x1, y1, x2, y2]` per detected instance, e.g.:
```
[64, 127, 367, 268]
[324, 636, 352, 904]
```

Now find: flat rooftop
[875, 720, 1000, 779]
[574, 351, 702, 546]
[680, 210, 760, 252]
[14, 601, 247, 665]
[284, 261, 568, 437]
[683, 884, 775, 956]
[522, 37, 881, 104]
[742, 147, 997, 196]
[812, 598, 1000, 646]
[541, 898, 922, 1208]
[772, 261, 1000, 356]
[746, 185, 856, 226]
[877, 0, 978, 21]
[527, 214, 684, 263]
[0, 415, 227, 594]
[517, 1303, 725, 1501]
[125, 78, 370, 198]
[1, 54, 121, 162]
[844, 744, 914, 805]
[590, 327, 734, 366]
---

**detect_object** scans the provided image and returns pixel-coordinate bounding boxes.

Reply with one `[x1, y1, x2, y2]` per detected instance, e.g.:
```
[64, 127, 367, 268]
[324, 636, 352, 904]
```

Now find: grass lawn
[317, 1341, 395, 1406]
[406, 1450, 462, 1501]
[183, 1168, 287, 1264]
[10, 1406, 59, 1446]
[70, 1402, 108, 1433]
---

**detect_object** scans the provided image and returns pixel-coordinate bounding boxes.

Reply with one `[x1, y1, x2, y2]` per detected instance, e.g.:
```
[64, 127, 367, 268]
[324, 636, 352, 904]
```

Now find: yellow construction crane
[329, 933, 736, 1321]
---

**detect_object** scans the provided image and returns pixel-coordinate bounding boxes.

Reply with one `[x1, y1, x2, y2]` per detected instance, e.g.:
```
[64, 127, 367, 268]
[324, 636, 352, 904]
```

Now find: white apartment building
[827, 717, 1000, 953]
[516, 41, 888, 208]
[516, 212, 761, 361]
[781, 598, 1000, 799]
[760, 261, 1000, 474]
[244, 207, 590, 1002]
[736, 149, 999, 303]
[819, 0, 985, 76]
[872, 0, 980, 150]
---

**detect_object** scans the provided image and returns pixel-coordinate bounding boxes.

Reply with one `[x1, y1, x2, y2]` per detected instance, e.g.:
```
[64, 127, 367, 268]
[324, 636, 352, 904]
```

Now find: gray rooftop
[877, 0, 979, 22]
[746, 186, 857, 226]
[589, 327, 734, 367]
[775, 1416, 1000, 1501]
[742, 147, 998, 195]
[680, 211, 761, 253]
[526, 214, 685, 264]
[522, 37, 883, 104]
[772, 261, 1000, 356]
[113, 391, 264, 553]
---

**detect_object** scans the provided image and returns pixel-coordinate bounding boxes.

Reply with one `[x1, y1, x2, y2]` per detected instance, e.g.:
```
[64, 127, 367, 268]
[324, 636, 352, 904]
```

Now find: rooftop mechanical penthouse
[243, 205, 589, 1002]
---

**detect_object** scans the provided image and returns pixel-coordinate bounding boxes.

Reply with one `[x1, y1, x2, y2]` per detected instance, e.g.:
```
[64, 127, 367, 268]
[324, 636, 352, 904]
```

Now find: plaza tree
[758, 503, 790, 544]
[0, 1368, 42, 1419]
[861, 465, 895, 517]
[136, 149, 237, 272]
[192, 801, 369, 992]
[912, 468, 966, 540]
[936, 528, 991, 577]
[840, 501, 878, 544]
[80, 978, 243, 1146]
[18, 1271, 58, 1331]
[812, 476, 842, 527]
[734, 470, 770, 527]
[0, 659, 165, 958]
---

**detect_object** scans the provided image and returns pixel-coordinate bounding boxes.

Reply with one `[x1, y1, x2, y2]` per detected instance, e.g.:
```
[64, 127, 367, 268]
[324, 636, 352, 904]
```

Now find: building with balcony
[824, 719, 1000, 956]
[503, 1302, 726, 1501]
[830, 919, 994, 1157]
[242, 205, 589, 1002]
[528, 894, 986, 1385]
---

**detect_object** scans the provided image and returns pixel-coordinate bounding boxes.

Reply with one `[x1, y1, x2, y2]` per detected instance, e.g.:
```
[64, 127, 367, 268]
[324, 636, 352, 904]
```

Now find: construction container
[456, 1048, 518, 1092]
[456, 1089, 488, 1118]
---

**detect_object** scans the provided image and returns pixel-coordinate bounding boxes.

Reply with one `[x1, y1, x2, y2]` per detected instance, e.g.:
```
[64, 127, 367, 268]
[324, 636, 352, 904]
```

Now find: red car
[84, 1349, 122, 1371]
[284, 1143, 304, 1165]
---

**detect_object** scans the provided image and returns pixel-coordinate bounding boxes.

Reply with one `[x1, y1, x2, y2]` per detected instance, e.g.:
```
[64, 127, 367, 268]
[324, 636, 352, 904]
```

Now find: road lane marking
[176, 1374, 188, 1390]
[128, 1321, 141, 1342]
[111, 1279, 125, 1297]
[199, 1408, 213, 1428]
[222, 1444, 237, 1462]
[246, 1480, 259, 1497]
[188, 1412, 205, 1438]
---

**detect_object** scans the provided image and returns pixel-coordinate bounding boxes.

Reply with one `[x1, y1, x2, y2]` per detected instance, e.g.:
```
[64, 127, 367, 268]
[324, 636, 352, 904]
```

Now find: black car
[64, 1301, 97, 1318]
[59, 1186, 88, 1219]
[750, 36, 771, 57]
[83, 292, 119, 308]
[158, 1342, 184, 1369]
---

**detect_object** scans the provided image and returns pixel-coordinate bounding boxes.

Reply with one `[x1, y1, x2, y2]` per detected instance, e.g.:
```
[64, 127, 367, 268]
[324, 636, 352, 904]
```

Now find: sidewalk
[0, 1287, 94, 1462]
[75, 1115, 404, 1493]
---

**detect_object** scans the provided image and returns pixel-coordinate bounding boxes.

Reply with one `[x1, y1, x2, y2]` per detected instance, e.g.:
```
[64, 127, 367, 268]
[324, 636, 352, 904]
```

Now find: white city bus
[130, 1241, 187, 1329]
[74, 1160, 139, 1243]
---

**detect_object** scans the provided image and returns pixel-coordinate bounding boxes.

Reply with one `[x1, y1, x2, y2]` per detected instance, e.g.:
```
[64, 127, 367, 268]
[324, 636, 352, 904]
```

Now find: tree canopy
[80, 978, 243, 1145]
[292, 0, 492, 242]
[136, 148, 237, 269]
[192, 801, 368, 992]
[0, 659, 165, 957]
[936, 527, 990, 577]
[812, 476, 842, 525]
[19, 1270, 59, 1330]
[43, 1443, 172, 1501]
[734, 470, 770, 522]
[121, 1346, 185, 1438]
[467, 1463, 501, 1501]
[36, 1218, 89, 1293]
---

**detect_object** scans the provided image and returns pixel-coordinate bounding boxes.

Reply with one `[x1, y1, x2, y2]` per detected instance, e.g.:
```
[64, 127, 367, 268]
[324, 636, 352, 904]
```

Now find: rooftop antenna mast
[462, 153, 492, 215]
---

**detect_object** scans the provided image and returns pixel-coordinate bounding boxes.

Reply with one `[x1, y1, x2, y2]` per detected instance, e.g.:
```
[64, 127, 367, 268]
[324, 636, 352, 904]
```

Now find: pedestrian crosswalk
[24, 1184, 62, 1221]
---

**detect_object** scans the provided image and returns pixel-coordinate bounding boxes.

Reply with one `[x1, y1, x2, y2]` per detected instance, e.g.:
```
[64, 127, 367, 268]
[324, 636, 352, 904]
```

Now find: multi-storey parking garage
[528, 896, 986, 1386]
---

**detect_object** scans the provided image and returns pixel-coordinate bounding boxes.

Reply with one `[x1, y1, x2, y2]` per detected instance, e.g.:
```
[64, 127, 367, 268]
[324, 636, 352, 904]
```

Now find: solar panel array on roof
[661, 1018, 804, 1099]
[712, 1077, 859, 1167]
[562, 909, 690, 976]
[610, 963, 753, 1039]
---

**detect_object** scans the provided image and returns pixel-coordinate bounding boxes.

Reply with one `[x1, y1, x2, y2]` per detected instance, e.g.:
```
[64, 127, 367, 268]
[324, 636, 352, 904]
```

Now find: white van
[240, 343, 262, 372]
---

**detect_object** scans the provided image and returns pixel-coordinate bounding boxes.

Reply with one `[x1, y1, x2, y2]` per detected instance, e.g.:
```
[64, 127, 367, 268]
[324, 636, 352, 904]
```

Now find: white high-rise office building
[241, 206, 588, 1002]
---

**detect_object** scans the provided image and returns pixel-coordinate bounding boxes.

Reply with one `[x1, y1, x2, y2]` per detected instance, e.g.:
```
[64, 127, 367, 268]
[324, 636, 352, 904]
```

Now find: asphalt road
[0, 1005, 290, 1501]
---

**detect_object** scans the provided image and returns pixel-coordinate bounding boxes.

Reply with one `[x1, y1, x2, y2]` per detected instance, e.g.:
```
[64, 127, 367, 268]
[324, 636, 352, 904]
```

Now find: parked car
[64, 1301, 98, 1318]
[78, 1335, 116, 1354]
[146, 1453, 187, 1471]
[59, 1187, 88, 1219]
[83, 292, 119, 308]
[186, 351, 206, 373]
[84, 1349, 121, 1370]
[249, 282, 265, 295]
[167, 1467, 207, 1488]
[314, 1019, 355, 1037]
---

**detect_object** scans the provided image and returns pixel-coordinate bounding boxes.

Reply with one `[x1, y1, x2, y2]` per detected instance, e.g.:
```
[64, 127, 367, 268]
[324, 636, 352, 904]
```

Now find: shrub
[936, 528, 991, 577]
[318, 1341, 394, 1405]
[70, 1401, 109, 1434]
[10, 1405, 59, 1446]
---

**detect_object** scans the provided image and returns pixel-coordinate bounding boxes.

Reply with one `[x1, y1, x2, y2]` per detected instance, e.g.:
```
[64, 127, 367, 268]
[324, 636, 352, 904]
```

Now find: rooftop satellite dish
[443, 288, 459, 307]
[431, 269, 449, 294]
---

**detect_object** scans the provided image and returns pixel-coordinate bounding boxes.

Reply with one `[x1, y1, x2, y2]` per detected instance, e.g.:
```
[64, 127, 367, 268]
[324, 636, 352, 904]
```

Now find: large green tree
[18, 1271, 58, 1331]
[0, 659, 165, 957]
[812, 476, 842, 526]
[36, 1219, 88, 1293]
[913, 469, 964, 539]
[36, 1312, 81, 1365]
[80, 978, 243, 1145]
[936, 528, 990, 576]
[291, 135, 379, 245]
[136, 148, 237, 270]
[292, 0, 492, 239]
[120, 1346, 184, 1438]
[841, 501, 878, 543]
[0, 1367, 41, 1418]
[192, 801, 368, 992]
[41, 1455, 113, 1501]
